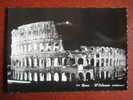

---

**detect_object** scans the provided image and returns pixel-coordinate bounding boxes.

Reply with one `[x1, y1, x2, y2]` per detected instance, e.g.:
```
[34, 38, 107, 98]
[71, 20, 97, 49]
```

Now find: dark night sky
[6, 8, 127, 50]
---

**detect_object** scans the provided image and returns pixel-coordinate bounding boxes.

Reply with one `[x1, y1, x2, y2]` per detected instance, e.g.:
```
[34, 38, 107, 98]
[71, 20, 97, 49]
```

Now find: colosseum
[9, 21, 127, 83]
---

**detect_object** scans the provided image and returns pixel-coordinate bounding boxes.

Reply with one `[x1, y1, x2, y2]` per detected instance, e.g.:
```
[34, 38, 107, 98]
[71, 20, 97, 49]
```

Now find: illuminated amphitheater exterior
[9, 21, 127, 82]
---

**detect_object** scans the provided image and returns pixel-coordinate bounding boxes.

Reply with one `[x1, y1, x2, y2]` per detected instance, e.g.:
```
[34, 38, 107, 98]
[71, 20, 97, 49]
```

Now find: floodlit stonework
[9, 21, 127, 82]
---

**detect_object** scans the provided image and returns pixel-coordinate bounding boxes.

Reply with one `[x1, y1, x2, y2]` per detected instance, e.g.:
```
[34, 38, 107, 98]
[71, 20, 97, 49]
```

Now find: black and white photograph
[5, 8, 127, 92]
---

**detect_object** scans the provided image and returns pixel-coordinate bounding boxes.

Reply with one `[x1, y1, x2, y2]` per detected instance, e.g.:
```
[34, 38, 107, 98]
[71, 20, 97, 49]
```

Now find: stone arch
[70, 58, 75, 65]
[26, 58, 29, 67]
[101, 71, 104, 80]
[39, 72, 45, 81]
[61, 72, 67, 82]
[46, 72, 52, 81]
[101, 58, 104, 67]
[28, 72, 32, 81]
[58, 57, 62, 65]
[54, 72, 59, 82]
[24, 72, 28, 81]
[106, 71, 110, 79]
[24, 58, 27, 67]
[78, 58, 83, 65]
[106, 59, 109, 66]
[110, 59, 112, 66]
[39, 58, 43, 68]
[64, 58, 67, 66]
[96, 59, 99, 67]
[58, 73, 62, 81]
[71, 73, 76, 81]
[15, 71, 18, 80]
[46, 58, 51, 67]
[96, 53, 100, 58]
[54, 58, 58, 67]
[34, 58, 38, 67]
[16, 71, 20, 80]
[86, 72, 91, 81]
[65, 72, 70, 81]
[91, 58, 94, 66]
[20, 71, 23, 80]
[78, 72, 84, 81]
[54, 42, 59, 51]
[43, 58, 46, 68]
[28, 57, 32, 67]
[18, 60, 21, 67]
[33, 72, 38, 82]
[101, 47, 105, 53]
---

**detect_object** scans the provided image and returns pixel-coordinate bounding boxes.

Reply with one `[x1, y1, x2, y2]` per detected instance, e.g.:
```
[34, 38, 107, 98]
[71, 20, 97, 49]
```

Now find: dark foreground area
[6, 80, 127, 92]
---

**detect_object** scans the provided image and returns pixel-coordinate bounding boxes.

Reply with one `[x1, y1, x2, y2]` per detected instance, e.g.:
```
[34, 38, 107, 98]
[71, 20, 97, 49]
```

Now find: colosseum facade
[9, 21, 127, 83]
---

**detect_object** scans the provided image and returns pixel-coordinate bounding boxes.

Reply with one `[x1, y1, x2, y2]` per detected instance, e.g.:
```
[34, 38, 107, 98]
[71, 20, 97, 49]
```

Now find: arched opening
[54, 43, 59, 51]
[24, 58, 27, 67]
[110, 59, 112, 66]
[46, 72, 52, 81]
[65, 73, 70, 81]
[58, 57, 62, 65]
[54, 58, 58, 67]
[20, 72, 23, 80]
[96, 54, 99, 58]
[106, 71, 110, 79]
[116, 59, 119, 66]
[39, 58, 44, 68]
[78, 72, 84, 81]
[110, 48, 113, 55]
[34, 58, 38, 67]
[71, 73, 76, 81]
[96, 60, 99, 67]
[30, 57, 33, 68]
[54, 73, 59, 82]
[16, 72, 20, 80]
[70, 58, 75, 66]
[43, 58, 46, 68]
[106, 59, 108, 66]
[78, 58, 83, 65]
[24, 72, 27, 81]
[39, 72, 44, 81]
[34, 72, 38, 82]
[91, 58, 94, 66]
[26, 58, 29, 68]
[28, 72, 32, 81]
[86, 72, 91, 81]
[101, 71, 104, 80]
[64, 58, 68, 66]
[61, 72, 67, 82]
[101, 58, 104, 67]
[101, 48, 104, 53]
[46, 58, 51, 67]
[28, 58, 32, 67]
[18, 60, 21, 67]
